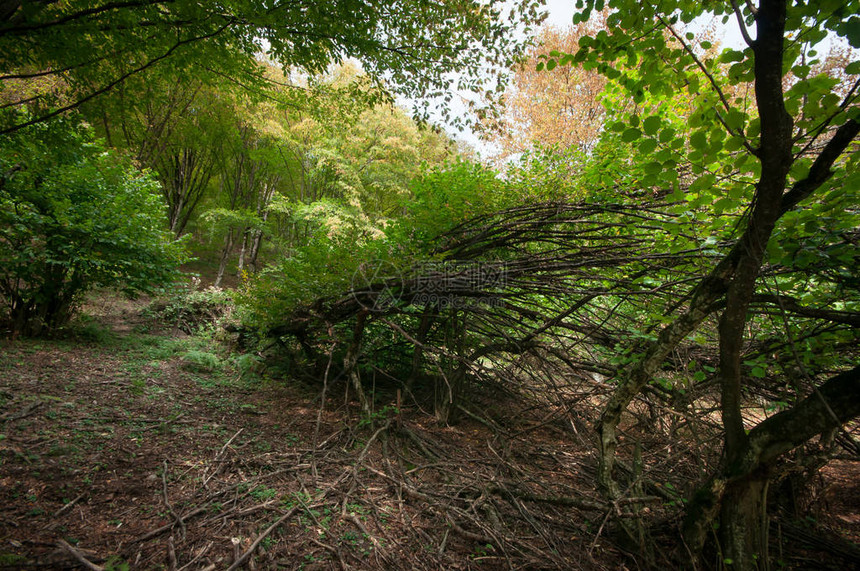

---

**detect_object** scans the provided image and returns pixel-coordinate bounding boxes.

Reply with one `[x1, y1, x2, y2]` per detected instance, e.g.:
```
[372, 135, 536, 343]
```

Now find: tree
[206, 111, 284, 286]
[561, 1, 859, 567]
[0, 114, 186, 337]
[0, 0, 544, 134]
[480, 17, 608, 159]
[91, 77, 234, 236]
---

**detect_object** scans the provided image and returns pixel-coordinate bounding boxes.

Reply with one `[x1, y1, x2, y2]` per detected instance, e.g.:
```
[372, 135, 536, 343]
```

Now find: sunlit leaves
[0, 0, 545, 133]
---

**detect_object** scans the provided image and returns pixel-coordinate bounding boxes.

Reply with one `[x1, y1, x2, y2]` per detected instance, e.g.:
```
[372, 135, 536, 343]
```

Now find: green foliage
[236, 161, 509, 330]
[235, 231, 369, 328]
[0, 554, 26, 566]
[399, 161, 512, 244]
[0, 0, 543, 134]
[358, 405, 400, 429]
[180, 350, 222, 373]
[0, 114, 186, 337]
[547, 2, 860, 383]
[505, 145, 591, 201]
[150, 285, 235, 334]
[233, 353, 264, 381]
[67, 314, 116, 344]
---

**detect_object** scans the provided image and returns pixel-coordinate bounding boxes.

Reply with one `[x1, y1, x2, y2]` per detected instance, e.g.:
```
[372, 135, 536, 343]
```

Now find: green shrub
[236, 161, 510, 331]
[149, 284, 234, 334]
[0, 113, 187, 337]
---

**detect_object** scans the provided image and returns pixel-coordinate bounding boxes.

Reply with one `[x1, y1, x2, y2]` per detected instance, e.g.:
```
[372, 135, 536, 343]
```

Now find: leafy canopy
[0, 0, 545, 133]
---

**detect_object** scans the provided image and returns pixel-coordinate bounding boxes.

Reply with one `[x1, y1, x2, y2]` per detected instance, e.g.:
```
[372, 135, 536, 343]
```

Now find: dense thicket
[245, 2, 859, 569]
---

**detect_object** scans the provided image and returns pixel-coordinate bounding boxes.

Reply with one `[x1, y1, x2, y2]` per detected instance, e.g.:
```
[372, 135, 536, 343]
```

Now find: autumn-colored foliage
[481, 15, 607, 160]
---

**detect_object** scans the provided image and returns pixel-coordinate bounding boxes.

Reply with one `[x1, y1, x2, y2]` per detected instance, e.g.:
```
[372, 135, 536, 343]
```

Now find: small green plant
[345, 503, 367, 516]
[130, 377, 146, 395]
[661, 481, 687, 508]
[253, 439, 272, 453]
[249, 486, 277, 501]
[471, 543, 494, 559]
[149, 286, 234, 334]
[104, 555, 130, 571]
[357, 405, 399, 429]
[0, 554, 26, 566]
[181, 350, 221, 372]
[233, 353, 263, 382]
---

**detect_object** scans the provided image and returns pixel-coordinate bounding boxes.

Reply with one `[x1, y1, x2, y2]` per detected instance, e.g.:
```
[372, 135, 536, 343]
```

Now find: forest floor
[1, 291, 859, 570]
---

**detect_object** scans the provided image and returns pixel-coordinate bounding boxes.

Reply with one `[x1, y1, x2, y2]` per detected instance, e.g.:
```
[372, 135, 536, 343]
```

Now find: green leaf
[643, 160, 663, 175]
[622, 128, 642, 142]
[792, 64, 811, 79]
[638, 138, 658, 154]
[713, 197, 734, 214]
[659, 127, 676, 144]
[690, 130, 708, 150]
[842, 16, 860, 48]
[643, 116, 661, 136]
[724, 136, 745, 152]
[721, 49, 744, 63]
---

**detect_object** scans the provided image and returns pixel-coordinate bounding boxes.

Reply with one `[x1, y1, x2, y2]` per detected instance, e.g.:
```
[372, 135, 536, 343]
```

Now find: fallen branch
[57, 539, 103, 571]
[162, 460, 186, 539]
[202, 428, 244, 487]
[225, 506, 299, 571]
[54, 492, 85, 517]
[167, 535, 177, 571]
[1, 400, 44, 423]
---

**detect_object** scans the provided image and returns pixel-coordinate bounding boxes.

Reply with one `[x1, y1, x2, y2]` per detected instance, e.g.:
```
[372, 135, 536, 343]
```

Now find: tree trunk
[247, 228, 264, 273]
[720, 476, 769, 570]
[435, 308, 466, 425]
[214, 228, 235, 288]
[236, 227, 249, 278]
[344, 310, 370, 414]
[683, 364, 860, 566]
[406, 304, 437, 393]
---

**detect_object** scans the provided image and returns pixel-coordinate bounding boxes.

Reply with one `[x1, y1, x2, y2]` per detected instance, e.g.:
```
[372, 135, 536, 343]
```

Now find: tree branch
[0, 20, 234, 135]
[747, 364, 860, 466]
[779, 118, 860, 215]
[751, 294, 860, 327]
[729, 0, 755, 47]
[0, 0, 169, 36]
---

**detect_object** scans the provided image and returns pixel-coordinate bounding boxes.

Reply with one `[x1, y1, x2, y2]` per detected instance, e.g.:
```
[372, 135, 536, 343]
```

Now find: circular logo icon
[350, 260, 404, 312]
